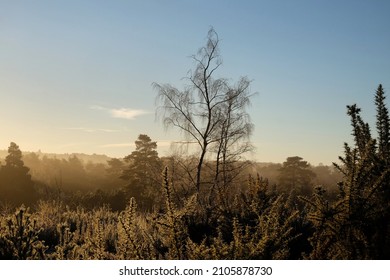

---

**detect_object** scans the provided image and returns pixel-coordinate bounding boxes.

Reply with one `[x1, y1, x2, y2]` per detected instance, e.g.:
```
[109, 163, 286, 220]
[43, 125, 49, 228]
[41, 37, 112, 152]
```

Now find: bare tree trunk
[196, 143, 207, 193]
[154, 28, 255, 203]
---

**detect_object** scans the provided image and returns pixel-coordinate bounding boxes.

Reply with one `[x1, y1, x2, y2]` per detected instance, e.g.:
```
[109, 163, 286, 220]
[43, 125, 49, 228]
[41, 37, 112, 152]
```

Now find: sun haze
[1, 1, 389, 165]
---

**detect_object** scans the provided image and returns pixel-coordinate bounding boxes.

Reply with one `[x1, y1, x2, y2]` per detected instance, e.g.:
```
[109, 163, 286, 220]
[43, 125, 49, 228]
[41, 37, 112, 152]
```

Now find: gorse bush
[0, 206, 46, 259]
[0, 168, 305, 260]
[300, 84, 390, 259]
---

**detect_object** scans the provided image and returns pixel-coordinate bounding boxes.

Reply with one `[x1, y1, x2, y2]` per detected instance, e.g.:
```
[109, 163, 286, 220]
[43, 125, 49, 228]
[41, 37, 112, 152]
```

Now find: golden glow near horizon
[0, 1, 389, 166]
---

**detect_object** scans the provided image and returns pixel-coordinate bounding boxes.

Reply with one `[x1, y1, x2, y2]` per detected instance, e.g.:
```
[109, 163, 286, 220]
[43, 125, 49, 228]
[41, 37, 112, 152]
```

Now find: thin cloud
[156, 140, 173, 147]
[110, 108, 150, 120]
[91, 105, 150, 120]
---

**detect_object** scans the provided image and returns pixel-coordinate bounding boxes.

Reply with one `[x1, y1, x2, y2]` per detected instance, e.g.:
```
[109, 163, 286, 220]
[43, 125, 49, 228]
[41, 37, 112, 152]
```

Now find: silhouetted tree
[154, 28, 255, 196]
[213, 78, 254, 204]
[278, 156, 316, 195]
[121, 134, 162, 211]
[0, 142, 36, 207]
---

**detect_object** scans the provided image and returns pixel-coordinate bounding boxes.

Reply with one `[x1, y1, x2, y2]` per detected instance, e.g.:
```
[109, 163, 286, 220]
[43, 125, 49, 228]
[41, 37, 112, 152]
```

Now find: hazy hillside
[0, 150, 112, 165]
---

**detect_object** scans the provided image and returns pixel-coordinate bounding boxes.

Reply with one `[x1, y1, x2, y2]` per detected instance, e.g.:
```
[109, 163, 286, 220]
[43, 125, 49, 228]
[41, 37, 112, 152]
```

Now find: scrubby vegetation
[0, 169, 306, 260]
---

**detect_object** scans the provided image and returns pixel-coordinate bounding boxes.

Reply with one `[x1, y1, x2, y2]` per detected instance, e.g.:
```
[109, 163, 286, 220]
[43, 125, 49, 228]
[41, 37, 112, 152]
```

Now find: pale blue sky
[1, 0, 389, 165]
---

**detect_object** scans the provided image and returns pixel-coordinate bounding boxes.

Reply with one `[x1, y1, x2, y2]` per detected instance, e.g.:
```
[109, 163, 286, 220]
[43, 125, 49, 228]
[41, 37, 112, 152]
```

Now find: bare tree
[154, 28, 255, 195]
[213, 77, 254, 195]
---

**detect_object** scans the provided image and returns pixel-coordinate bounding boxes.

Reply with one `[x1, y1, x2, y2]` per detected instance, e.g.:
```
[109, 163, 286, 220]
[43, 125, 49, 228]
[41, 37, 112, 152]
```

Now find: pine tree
[121, 134, 162, 211]
[278, 156, 316, 195]
[5, 142, 27, 169]
[0, 142, 37, 207]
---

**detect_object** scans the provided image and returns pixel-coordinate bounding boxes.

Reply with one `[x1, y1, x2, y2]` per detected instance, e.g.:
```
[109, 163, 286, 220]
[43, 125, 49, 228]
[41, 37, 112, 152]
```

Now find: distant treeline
[0, 142, 341, 212]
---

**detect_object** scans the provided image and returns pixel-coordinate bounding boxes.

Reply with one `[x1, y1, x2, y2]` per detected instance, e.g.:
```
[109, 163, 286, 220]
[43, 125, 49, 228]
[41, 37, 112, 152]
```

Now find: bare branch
[153, 28, 255, 195]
